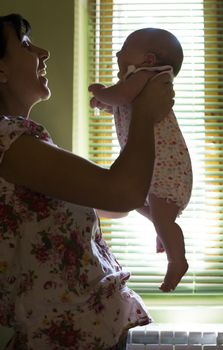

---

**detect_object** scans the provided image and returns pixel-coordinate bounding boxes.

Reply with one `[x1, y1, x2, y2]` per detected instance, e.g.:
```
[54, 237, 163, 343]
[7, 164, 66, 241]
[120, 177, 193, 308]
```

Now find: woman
[0, 14, 174, 350]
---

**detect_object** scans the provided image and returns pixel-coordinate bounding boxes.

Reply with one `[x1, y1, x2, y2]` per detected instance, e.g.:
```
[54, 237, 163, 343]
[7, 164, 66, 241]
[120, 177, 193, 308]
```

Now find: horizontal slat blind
[87, 0, 223, 295]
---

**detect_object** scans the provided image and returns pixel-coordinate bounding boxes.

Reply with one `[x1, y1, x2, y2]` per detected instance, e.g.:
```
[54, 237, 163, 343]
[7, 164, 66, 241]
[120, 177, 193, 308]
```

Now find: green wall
[0, 1, 76, 347]
[0, 0, 75, 150]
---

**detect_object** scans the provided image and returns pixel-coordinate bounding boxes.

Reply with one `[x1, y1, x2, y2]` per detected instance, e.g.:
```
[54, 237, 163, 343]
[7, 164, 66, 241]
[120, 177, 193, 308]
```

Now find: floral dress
[0, 116, 151, 350]
[114, 66, 193, 213]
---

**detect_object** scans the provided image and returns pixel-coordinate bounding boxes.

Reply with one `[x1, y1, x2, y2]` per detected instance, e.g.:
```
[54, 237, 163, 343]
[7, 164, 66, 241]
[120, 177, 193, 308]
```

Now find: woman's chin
[43, 89, 51, 101]
[33, 89, 51, 106]
[40, 85, 51, 101]
[38, 77, 51, 98]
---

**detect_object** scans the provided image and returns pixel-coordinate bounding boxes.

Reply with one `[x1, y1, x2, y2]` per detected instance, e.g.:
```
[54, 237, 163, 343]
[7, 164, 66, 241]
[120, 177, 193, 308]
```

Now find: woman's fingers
[132, 72, 175, 122]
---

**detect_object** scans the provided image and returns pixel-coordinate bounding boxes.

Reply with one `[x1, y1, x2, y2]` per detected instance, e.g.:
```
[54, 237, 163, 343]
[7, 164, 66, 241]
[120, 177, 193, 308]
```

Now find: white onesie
[113, 65, 193, 214]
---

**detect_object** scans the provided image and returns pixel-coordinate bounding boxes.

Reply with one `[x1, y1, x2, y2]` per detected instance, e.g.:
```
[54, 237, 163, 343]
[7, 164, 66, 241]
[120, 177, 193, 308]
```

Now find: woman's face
[0, 23, 50, 115]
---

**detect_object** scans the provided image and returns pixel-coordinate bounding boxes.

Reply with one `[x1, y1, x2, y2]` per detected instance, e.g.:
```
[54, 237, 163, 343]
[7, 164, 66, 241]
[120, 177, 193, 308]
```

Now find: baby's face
[116, 32, 147, 79]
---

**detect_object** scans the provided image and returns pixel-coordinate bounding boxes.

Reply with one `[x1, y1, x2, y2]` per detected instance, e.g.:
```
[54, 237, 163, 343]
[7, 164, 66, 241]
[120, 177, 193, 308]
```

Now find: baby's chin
[117, 71, 125, 80]
[118, 65, 135, 80]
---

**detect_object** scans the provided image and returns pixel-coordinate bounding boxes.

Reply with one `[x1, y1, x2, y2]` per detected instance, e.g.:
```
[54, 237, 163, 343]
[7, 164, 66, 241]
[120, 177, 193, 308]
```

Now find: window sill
[142, 295, 223, 324]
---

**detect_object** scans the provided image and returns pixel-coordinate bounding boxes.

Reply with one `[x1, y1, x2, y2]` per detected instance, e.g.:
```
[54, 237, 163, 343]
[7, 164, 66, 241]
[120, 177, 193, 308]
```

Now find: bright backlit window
[88, 0, 223, 295]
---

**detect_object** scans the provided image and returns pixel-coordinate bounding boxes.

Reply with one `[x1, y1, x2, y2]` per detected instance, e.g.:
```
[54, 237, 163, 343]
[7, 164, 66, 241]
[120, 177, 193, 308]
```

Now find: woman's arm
[96, 210, 129, 219]
[0, 73, 173, 212]
[89, 70, 153, 106]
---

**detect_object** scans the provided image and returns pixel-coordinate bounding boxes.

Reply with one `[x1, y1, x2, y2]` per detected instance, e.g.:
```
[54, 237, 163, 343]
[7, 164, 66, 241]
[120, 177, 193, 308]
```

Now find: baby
[89, 28, 193, 292]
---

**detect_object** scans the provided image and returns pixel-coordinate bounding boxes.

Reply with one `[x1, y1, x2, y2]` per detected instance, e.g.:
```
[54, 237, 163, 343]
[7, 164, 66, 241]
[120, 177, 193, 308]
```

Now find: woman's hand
[132, 72, 175, 123]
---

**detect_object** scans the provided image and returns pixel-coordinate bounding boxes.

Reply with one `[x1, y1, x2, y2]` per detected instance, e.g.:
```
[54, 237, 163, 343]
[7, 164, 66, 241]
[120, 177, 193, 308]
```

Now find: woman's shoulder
[0, 115, 53, 167]
[0, 115, 52, 145]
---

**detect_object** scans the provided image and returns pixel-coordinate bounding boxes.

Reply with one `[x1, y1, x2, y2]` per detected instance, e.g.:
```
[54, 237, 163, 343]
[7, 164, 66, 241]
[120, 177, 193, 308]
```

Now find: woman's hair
[0, 14, 31, 58]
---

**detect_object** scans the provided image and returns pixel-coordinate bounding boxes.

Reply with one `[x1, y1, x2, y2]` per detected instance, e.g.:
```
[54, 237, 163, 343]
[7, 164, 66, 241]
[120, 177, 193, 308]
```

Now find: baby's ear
[144, 52, 156, 66]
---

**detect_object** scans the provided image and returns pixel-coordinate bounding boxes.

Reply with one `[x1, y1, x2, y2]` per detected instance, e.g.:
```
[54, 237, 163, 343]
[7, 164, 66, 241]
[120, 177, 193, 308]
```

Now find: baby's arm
[89, 70, 153, 106]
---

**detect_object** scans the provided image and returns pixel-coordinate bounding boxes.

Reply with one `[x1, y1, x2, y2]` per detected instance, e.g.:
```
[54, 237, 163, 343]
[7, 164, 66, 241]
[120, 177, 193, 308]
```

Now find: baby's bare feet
[159, 260, 188, 292]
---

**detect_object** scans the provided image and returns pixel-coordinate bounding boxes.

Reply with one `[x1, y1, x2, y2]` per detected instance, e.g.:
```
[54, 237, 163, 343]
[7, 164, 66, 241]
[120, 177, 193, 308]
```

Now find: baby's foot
[156, 236, 165, 253]
[159, 260, 188, 292]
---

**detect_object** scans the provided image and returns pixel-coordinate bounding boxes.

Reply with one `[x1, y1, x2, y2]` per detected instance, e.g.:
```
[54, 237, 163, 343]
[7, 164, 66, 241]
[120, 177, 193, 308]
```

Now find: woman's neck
[0, 101, 30, 117]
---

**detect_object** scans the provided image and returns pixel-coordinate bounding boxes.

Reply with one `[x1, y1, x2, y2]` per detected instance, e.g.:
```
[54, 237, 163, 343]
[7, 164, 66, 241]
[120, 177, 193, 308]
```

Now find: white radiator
[127, 324, 223, 350]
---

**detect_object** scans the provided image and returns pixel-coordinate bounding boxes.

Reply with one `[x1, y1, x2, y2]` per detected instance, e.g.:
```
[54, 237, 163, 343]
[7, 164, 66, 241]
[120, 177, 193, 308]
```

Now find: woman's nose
[36, 46, 50, 61]
[41, 48, 50, 61]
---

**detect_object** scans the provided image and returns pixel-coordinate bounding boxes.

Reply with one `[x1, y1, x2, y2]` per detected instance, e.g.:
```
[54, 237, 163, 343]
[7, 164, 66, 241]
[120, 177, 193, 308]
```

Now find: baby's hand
[89, 83, 113, 113]
[89, 96, 113, 114]
[90, 96, 103, 109]
[88, 83, 105, 94]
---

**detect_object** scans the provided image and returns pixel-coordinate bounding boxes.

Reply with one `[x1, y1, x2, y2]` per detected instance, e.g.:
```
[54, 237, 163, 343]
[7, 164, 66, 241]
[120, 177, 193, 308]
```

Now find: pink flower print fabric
[0, 115, 151, 349]
[114, 90, 192, 213]
[150, 111, 192, 212]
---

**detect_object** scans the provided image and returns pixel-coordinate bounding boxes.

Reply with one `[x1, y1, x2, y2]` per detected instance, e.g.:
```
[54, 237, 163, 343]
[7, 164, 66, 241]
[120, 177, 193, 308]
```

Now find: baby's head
[117, 28, 183, 79]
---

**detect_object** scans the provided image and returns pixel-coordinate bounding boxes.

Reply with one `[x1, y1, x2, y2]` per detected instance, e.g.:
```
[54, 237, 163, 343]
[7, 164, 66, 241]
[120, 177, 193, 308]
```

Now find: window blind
[87, 0, 223, 295]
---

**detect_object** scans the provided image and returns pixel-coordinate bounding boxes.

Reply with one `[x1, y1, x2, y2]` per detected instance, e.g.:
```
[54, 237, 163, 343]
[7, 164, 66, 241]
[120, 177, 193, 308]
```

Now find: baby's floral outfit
[0, 116, 151, 350]
[114, 65, 193, 213]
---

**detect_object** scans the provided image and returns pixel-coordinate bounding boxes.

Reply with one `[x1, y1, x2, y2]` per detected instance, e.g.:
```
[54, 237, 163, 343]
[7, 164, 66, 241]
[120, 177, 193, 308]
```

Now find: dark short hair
[0, 14, 31, 58]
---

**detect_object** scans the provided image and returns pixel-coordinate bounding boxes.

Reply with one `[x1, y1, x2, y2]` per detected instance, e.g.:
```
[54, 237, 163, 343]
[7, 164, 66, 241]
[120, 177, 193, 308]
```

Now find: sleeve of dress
[0, 116, 52, 165]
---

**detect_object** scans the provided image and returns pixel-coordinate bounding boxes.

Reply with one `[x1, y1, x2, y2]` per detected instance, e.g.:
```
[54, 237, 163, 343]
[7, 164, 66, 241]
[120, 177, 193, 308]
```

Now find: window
[87, 0, 223, 296]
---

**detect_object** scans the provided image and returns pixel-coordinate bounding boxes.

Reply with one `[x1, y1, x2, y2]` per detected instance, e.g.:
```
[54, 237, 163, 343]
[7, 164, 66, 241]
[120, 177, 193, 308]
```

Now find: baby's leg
[149, 194, 188, 292]
[136, 206, 165, 253]
[136, 205, 152, 220]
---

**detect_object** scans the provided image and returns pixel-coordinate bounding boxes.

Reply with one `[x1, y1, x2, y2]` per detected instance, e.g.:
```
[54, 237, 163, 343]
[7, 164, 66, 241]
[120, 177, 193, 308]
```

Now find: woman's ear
[144, 52, 156, 66]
